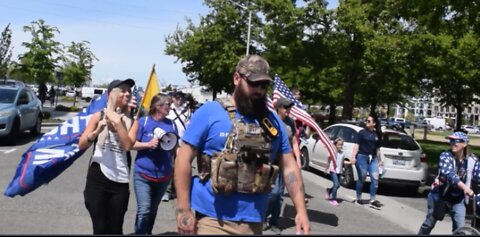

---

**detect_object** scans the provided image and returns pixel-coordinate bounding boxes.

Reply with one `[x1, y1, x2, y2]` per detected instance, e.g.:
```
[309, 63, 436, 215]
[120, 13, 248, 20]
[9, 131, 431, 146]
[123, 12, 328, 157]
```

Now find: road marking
[0, 148, 16, 154]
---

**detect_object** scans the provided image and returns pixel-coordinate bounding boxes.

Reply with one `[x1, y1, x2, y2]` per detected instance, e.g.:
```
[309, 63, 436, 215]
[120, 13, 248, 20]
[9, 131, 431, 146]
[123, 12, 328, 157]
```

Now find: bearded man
[174, 54, 310, 235]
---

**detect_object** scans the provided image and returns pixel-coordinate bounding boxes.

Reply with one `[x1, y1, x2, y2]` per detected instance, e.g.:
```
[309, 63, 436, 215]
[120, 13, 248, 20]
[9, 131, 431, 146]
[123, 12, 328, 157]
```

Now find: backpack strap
[88, 110, 105, 168]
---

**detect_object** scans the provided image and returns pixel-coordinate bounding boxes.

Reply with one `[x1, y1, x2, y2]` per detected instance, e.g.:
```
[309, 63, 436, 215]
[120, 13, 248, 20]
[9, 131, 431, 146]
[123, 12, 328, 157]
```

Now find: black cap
[108, 78, 135, 92]
[172, 91, 185, 99]
[274, 97, 294, 109]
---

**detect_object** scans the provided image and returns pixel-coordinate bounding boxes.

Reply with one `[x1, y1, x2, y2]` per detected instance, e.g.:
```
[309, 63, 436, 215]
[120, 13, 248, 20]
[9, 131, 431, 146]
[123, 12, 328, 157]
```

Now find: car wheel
[300, 148, 310, 171]
[7, 119, 20, 145]
[341, 163, 355, 188]
[31, 116, 42, 135]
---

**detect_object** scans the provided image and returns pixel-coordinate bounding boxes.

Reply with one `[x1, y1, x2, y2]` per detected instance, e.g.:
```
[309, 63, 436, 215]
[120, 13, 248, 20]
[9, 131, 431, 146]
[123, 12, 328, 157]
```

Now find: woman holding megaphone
[129, 93, 179, 235]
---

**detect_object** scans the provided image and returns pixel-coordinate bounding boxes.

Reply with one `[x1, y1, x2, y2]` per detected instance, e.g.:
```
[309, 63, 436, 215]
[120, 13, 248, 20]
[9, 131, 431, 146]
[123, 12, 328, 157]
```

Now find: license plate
[393, 159, 406, 166]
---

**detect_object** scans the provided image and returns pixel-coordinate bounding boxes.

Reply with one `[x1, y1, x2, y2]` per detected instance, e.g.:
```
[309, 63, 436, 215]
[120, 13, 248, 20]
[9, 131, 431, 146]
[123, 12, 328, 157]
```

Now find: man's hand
[176, 208, 196, 234]
[295, 212, 311, 234]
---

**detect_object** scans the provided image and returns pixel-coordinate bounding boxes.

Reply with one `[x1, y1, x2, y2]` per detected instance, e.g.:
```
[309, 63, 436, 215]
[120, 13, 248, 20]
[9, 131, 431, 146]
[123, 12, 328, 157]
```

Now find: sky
[0, 0, 339, 89]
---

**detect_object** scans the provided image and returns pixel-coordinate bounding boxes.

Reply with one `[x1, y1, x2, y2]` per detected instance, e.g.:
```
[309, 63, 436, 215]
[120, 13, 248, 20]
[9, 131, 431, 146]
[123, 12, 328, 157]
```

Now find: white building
[393, 95, 480, 125]
[175, 84, 228, 104]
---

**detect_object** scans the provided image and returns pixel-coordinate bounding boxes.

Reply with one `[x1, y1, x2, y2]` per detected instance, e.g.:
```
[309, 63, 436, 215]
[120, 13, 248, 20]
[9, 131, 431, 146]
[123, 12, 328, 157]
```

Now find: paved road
[0, 128, 458, 235]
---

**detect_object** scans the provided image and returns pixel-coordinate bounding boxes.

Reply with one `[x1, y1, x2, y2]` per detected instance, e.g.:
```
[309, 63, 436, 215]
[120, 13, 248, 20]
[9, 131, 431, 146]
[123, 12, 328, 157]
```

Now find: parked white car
[299, 123, 428, 190]
[462, 125, 479, 134]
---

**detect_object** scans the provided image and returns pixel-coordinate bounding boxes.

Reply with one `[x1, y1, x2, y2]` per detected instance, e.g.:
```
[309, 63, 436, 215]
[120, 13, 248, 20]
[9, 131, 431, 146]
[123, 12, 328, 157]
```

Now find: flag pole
[136, 64, 156, 118]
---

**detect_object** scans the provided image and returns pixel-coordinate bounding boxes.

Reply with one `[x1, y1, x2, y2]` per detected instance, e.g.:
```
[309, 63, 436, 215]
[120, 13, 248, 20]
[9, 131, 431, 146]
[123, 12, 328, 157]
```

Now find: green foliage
[61, 41, 98, 107]
[0, 24, 13, 78]
[17, 19, 63, 84]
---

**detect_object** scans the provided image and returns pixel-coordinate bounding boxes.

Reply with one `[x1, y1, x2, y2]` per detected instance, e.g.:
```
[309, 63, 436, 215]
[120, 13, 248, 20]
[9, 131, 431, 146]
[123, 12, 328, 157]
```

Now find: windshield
[381, 132, 420, 151]
[0, 88, 18, 104]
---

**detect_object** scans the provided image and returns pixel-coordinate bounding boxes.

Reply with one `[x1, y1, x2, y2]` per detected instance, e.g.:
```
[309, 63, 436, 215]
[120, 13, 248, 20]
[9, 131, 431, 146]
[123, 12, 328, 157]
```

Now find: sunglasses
[366, 119, 373, 123]
[241, 75, 270, 89]
[449, 139, 465, 145]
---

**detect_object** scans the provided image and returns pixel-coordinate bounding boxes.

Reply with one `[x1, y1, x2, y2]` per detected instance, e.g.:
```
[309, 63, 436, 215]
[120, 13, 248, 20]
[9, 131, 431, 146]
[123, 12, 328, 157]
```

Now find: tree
[395, 0, 480, 129]
[0, 24, 13, 79]
[17, 19, 63, 85]
[62, 41, 98, 107]
[165, 0, 258, 98]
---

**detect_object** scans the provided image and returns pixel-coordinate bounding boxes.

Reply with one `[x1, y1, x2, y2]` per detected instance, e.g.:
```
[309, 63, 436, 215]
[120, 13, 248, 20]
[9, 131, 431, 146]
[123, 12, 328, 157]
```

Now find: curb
[42, 122, 64, 127]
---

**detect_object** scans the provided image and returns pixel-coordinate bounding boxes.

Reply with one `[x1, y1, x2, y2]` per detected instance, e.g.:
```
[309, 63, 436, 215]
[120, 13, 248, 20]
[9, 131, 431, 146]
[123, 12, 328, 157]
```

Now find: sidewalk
[42, 106, 78, 127]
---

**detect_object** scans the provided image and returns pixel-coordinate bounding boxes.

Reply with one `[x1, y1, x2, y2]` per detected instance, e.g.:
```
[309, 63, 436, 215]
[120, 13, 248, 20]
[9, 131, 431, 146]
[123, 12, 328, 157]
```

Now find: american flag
[267, 75, 337, 167]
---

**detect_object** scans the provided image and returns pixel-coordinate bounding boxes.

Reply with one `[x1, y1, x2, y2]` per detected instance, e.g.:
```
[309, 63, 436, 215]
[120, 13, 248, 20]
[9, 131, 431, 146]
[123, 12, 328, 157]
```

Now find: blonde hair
[107, 87, 131, 115]
[96, 87, 132, 146]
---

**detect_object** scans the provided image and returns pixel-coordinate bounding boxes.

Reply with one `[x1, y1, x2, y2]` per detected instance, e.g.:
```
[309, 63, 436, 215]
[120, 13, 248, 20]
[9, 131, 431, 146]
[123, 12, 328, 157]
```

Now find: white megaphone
[153, 127, 178, 151]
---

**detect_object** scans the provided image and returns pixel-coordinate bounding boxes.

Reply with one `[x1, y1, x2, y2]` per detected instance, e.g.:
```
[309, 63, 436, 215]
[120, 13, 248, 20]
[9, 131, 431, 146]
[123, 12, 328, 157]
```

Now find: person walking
[418, 130, 476, 234]
[174, 54, 310, 235]
[325, 138, 351, 206]
[263, 97, 302, 234]
[78, 78, 136, 235]
[38, 82, 48, 106]
[162, 91, 191, 202]
[130, 93, 178, 235]
[49, 85, 56, 107]
[351, 115, 383, 210]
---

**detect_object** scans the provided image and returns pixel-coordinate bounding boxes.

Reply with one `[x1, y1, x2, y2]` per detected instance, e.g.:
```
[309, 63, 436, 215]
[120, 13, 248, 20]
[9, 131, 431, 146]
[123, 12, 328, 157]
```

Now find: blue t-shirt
[182, 101, 291, 222]
[355, 129, 380, 156]
[134, 116, 178, 179]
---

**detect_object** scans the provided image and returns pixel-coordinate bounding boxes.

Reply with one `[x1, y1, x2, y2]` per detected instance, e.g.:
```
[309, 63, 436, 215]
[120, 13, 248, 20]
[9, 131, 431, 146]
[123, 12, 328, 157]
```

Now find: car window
[18, 90, 29, 104]
[336, 127, 358, 143]
[324, 126, 339, 140]
[381, 132, 420, 151]
[0, 88, 18, 103]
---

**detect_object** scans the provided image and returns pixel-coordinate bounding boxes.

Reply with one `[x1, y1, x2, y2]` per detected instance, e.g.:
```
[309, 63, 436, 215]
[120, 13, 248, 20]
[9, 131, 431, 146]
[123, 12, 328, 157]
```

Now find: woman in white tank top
[78, 79, 137, 235]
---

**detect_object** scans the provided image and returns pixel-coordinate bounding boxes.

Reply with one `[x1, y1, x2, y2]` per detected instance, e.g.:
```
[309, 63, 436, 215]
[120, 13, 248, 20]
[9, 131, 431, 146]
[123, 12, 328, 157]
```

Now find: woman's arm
[79, 112, 104, 151]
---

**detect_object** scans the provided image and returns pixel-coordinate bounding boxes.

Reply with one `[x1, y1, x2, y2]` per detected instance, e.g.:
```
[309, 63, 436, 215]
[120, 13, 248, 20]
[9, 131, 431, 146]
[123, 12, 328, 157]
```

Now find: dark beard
[234, 86, 269, 118]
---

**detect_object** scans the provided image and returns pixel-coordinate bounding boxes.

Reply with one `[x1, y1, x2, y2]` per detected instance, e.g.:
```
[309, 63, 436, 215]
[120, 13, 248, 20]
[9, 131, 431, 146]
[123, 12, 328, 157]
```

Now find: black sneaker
[263, 222, 270, 231]
[352, 199, 362, 205]
[270, 225, 282, 235]
[369, 200, 382, 210]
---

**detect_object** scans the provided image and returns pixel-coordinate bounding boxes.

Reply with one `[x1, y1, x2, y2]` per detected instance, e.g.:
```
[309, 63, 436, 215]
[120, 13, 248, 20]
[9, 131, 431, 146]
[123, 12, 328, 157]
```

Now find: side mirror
[312, 134, 319, 140]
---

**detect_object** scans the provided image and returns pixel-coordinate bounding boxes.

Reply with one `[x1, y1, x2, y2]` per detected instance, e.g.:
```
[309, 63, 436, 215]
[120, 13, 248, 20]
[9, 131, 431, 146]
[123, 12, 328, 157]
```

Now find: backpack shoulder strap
[216, 98, 236, 120]
[88, 110, 105, 167]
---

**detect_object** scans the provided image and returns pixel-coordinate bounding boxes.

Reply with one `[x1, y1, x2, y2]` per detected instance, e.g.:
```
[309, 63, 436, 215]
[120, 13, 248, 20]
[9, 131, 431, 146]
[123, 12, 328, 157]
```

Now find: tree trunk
[328, 102, 336, 126]
[455, 104, 463, 131]
[342, 33, 361, 121]
[370, 103, 377, 118]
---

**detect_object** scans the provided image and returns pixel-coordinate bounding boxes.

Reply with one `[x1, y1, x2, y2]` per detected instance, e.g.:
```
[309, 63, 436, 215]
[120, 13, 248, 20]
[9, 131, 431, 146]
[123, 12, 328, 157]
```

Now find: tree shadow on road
[281, 203, 339, 228]
[0, 132, 44, 146]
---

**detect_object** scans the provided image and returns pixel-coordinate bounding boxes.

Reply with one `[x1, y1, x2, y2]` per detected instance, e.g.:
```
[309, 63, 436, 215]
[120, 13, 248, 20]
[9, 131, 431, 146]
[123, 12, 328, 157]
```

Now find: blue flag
[4, 93, 108, 197]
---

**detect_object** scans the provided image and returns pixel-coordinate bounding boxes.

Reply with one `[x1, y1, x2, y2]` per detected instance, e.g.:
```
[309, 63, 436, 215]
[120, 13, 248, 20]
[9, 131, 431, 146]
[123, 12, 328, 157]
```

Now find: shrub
[69, 106, 80, 112]
[55, 105, 70, 111]
[42, 111, 51, 119]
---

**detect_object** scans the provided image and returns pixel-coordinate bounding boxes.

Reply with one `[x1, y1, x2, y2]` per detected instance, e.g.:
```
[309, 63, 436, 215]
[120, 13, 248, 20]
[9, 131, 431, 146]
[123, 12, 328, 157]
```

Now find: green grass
[428, 130, 480, 141]
[417, 140, 480, 169]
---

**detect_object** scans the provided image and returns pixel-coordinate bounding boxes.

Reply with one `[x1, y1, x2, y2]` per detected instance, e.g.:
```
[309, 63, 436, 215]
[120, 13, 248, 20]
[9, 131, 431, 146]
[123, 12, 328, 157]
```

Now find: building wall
[394, 96, 480, 125]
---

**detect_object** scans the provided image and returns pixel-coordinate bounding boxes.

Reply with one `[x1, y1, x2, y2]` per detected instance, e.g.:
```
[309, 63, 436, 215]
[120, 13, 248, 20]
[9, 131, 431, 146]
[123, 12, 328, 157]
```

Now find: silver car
[0, 83, 43, 142]
[299, 123, 428, 190]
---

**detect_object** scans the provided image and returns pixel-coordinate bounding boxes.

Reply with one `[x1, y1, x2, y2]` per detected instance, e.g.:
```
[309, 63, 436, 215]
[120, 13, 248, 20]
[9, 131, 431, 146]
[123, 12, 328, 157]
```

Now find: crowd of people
[75, 54, 480, 235]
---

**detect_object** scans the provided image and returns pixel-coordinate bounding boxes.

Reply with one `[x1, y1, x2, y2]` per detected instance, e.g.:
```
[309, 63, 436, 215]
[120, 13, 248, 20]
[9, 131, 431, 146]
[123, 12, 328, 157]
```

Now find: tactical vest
[197, 99, 279, 195]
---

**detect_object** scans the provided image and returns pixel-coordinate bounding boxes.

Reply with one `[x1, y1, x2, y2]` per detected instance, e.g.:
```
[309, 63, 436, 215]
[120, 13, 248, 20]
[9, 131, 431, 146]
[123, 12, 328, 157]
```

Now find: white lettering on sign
[44, 115, 93, 136]
[32, 145, 80, 165]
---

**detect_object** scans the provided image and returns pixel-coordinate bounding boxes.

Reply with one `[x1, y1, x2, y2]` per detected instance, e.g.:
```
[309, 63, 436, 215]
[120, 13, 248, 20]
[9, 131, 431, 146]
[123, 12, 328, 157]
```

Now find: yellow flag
[140, 65, 160, 113]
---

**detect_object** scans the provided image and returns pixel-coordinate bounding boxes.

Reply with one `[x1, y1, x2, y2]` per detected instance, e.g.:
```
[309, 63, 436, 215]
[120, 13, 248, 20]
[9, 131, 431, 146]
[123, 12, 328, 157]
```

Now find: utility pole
[228, 0, 252, 56]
